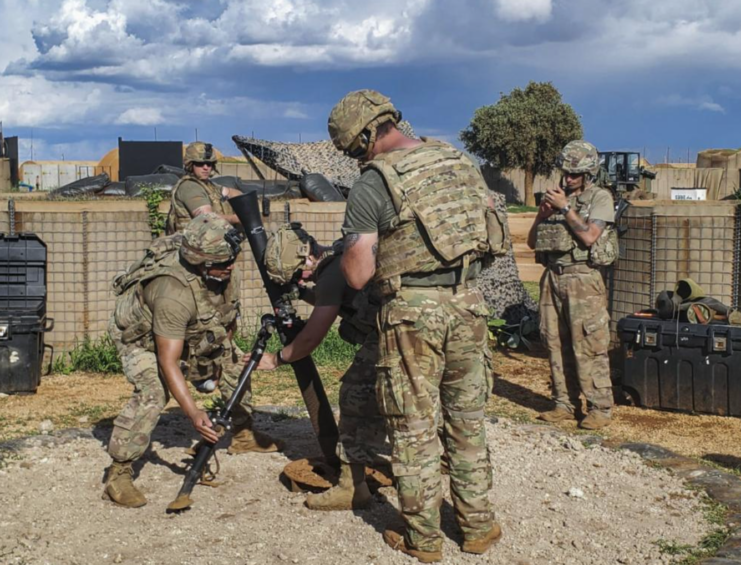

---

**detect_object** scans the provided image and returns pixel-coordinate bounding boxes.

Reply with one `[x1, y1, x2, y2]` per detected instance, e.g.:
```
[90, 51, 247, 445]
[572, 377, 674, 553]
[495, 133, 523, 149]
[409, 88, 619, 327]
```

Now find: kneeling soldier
[104, 214, 282, 508]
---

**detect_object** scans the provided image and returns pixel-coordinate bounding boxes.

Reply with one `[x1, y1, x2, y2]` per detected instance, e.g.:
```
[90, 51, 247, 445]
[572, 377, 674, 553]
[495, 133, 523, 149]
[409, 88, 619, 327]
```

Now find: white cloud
[698, 101, 725, 113]
[494, 0, 552, 23]
[283, 108, 309, 119]
[0, 75, 103, 127]
[657, 94, 726, 113]
[115, 107, 164, 125]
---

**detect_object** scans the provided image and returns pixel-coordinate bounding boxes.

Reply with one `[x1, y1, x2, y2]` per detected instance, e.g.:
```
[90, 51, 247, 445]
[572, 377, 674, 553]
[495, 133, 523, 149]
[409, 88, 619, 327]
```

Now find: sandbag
[100, 182, 126, 196]
[151, 164, 185, 177]
[50, 173, 110, 197]
[211, 175, 252, 192]
[124, 174, 179, 197]
[299, 173, 345, 202]
[239, 180, 303, 200]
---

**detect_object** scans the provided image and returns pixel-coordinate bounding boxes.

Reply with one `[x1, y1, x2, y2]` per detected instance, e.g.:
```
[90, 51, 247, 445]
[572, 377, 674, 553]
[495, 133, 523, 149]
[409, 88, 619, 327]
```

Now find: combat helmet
[557, 140, 600, 176]
[184, 141, 218, 169]
[328, 90, 401, 159]
[265, 223, 316, 284]
[180, 214, 243, 267]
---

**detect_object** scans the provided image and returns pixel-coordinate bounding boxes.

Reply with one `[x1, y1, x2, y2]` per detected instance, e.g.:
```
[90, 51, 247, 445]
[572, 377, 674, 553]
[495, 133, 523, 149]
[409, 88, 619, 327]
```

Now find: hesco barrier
[0, 199, 346, 352]
[610, 200, 741, 340]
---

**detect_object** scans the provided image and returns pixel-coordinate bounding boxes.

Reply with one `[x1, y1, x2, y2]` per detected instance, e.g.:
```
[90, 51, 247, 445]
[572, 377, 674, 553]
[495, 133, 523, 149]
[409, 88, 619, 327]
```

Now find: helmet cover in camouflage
[328, 89, 401, 154]
[180, 214, 242, 266]
[557, 140, 600, 175]
[265, 223, 315, 284]
[184, 141, 217, 167]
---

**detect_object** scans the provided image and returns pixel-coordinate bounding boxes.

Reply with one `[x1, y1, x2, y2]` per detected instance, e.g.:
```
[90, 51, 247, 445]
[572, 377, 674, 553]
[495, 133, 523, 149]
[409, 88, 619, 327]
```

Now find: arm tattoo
[371, 242, 378, 256]
[565, 213, 589, 233]
[591, 219, 606, 229]
[344, 233, 360, 250]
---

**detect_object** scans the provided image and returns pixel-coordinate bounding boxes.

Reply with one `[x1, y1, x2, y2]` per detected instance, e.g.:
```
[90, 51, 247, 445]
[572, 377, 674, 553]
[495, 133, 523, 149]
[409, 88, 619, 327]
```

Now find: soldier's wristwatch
[560, 204, 571, 215]
[276, 349, 287, 366]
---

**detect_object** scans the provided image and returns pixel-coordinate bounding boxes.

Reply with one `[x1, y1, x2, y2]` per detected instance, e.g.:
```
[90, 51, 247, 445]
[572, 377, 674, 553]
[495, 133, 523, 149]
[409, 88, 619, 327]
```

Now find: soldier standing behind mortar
[329, 90, 502, 563]
[104, 215, 281, 508]
[527, 140, 616, 430]
[166, 141, 242, 235]
[163, 141, 280, 455]
[244, 223, 388, 511]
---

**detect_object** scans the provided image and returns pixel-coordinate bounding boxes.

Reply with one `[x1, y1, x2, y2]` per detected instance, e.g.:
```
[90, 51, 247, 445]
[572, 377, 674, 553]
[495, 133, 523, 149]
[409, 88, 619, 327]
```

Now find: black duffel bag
[299, 173, 345, 202]
[50, 173, 110, 197]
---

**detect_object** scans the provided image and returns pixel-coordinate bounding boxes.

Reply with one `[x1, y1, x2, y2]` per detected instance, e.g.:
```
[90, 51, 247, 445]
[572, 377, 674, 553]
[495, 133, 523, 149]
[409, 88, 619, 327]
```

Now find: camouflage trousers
[107, 317, 253, 463]
[378, 285, 494, 552]
[539, 266, 613, 414]
[336, 331, 388, 466]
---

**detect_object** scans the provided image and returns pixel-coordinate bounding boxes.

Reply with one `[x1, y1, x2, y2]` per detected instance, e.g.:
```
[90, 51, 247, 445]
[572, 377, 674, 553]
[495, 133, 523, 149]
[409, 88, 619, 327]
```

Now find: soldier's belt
[400, 260, 483, 288]
[547, 262, 594, 276]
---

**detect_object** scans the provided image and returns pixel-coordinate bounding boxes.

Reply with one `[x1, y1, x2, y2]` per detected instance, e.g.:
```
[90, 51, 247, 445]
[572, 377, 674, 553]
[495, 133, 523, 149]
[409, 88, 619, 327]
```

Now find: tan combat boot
[462, 523, 503, 554]
[537, 406, 575, 423]
[227, 424, 284, 454]
[305, 463, 372, 511]
[579, 411, 611, 430]
[382, 529, 442, 563]
[103, 461, 147, 508]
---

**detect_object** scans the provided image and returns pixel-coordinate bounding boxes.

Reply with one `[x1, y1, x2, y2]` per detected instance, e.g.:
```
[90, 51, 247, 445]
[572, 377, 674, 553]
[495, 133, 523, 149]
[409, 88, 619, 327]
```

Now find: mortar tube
[229, 191, 340, 467]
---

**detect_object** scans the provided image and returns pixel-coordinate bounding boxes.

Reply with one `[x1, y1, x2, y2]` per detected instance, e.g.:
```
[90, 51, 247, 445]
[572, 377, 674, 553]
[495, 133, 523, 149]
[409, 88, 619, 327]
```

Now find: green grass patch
[236, 322, 357, 369]
[507, 204, 538, 214]
[654, 493, 730, 564]
[51, 335, 122, 375]
[522, 280, 540, 303]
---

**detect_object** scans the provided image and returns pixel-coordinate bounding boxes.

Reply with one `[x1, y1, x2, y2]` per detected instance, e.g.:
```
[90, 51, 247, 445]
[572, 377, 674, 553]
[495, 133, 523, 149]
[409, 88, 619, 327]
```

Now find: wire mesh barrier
[609, 200, 741, 340]
[0, 200, 347, 352]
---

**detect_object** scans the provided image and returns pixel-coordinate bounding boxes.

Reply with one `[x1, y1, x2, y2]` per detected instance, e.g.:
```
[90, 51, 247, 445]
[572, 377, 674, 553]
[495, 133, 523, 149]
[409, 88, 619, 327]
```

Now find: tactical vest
[363, 139, 490, 294]
[166, 176, 234, 235]
[313, 249, 379, 347]
[535, 185, 618, 267]
[111, 234, 240, 382]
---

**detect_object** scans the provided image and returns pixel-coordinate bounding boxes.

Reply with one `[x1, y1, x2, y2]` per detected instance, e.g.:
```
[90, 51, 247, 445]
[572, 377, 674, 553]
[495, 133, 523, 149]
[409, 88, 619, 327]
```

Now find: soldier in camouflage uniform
[104, 215, 281, 509]
[329, 90, 502, 562]
[166, 141, 242, 235]
[527, 141, 616, 430]
[246, 223, 388, 511]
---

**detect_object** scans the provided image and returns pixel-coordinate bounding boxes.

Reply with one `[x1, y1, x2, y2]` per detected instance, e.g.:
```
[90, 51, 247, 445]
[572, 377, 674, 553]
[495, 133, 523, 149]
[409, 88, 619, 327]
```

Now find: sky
[1, 0, 739, 166]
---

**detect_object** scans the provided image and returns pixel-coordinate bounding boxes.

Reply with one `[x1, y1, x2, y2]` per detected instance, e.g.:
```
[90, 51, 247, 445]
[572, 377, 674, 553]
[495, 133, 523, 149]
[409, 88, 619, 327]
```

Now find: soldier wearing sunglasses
[166, 141, 242, 235]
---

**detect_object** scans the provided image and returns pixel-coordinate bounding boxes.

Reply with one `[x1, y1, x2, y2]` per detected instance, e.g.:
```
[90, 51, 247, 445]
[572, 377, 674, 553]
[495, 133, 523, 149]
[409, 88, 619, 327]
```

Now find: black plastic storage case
[0, 233, 52, 394]
[618, 316, 741, 416]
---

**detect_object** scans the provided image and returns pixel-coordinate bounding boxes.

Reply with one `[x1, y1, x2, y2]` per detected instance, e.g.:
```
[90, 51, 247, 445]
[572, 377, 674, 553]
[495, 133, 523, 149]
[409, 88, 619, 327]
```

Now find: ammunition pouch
[589, 227, 619, 266]
[485, 206, 511, 256]
[535, 221, 575, 254]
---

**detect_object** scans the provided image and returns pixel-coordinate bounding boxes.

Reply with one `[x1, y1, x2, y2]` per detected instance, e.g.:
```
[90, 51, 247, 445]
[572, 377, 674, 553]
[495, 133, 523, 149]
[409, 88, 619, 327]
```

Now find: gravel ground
[0, 412, 711, 565]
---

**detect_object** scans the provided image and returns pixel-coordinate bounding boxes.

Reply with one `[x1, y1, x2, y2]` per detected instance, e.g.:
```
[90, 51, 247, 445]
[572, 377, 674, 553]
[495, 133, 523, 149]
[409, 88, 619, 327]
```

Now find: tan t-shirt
[142, 277, 197, 340]
[175, 179, 219, 215]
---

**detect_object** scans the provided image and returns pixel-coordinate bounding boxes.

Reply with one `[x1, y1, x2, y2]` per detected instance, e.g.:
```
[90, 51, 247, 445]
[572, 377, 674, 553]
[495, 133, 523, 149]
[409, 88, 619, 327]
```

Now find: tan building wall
[482, 165, 732, 202]
[0, 199, 346, 352]
[0, 159, 10, 192]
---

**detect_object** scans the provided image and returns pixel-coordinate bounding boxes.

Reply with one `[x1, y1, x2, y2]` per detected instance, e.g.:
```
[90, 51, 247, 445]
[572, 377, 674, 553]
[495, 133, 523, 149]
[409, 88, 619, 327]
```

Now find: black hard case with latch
[617, 316, 741, 416]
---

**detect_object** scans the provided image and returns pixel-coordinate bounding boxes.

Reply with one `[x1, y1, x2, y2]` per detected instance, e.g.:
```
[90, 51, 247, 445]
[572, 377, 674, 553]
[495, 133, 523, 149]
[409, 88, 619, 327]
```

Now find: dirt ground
[0, 344, 737, 564]
[3, 345, 740, 470]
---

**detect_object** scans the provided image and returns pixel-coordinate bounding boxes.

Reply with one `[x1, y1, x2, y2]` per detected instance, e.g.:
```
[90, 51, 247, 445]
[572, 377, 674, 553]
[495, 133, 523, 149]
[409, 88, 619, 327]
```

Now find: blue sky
[1, 0, 739, 166]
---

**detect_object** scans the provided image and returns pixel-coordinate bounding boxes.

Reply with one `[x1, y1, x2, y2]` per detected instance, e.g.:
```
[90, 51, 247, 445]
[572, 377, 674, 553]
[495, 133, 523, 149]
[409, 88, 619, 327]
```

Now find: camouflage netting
[476, 192, 538, 323]
[232, 121, 418, 192]
[231, 126, 536, 324]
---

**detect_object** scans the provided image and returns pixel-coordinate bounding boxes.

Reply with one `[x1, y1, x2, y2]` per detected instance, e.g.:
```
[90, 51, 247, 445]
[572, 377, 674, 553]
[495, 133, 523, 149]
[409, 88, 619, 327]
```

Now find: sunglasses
[193, 161, 214, 168]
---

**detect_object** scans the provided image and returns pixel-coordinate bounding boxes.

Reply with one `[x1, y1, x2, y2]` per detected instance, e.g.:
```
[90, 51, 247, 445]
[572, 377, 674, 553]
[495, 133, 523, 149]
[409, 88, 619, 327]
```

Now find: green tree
[461, 81, 583, 207]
